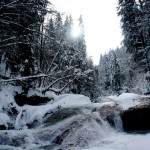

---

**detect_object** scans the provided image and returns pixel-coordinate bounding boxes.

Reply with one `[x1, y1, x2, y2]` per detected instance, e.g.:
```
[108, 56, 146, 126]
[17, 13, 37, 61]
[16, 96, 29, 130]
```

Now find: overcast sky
[50, 0, 123, 65]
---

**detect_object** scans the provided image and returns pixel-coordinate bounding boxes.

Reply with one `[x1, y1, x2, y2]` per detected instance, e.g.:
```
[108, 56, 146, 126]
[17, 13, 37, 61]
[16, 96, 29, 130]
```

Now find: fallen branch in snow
[0, 74, 10, 80]
[0, 74, 72, 94]
[44, 84, 68, 95]
[0, 74, 48, 82]
[37, 75, 71, 93]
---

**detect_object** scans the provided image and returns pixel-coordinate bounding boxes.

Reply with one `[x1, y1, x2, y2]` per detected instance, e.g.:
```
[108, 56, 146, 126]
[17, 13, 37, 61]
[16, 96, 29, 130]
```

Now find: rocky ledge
[121, 97, 150, 132]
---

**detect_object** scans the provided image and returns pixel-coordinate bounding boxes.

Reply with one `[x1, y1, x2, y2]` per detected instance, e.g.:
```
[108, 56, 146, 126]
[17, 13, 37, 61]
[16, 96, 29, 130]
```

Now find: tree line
[97, 0, 150, 96]
[1, 0, 149, 98]
[0, 0, 97, 98]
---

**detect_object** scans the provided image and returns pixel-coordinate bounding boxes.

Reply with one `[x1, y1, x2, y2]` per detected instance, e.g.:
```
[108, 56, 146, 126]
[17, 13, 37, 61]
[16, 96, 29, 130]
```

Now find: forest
[0, 0, 97, 99]
[0, 0, 150, 99]
[99, 0, 150, 96]
[0, 0, 150, 150]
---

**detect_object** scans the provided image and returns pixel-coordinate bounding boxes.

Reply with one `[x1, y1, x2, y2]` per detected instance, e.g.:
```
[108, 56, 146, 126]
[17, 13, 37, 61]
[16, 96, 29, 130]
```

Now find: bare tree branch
[37, 75, 71, 93]
[0, 74, 48, 82]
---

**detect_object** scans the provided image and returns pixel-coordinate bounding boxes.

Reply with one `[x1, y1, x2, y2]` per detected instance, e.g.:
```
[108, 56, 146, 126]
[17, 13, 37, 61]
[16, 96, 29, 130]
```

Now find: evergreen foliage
[118, 0, 150, 72]
[0, 0, 49, 76]
[0, 3, 96, 97]
[98, 46, 150, 96]
[42, 14, 95, 97]
[98, 50, 123, 95]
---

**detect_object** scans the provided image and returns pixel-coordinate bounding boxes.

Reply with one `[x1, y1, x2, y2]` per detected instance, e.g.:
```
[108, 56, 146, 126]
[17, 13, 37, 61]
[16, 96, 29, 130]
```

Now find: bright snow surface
[0, 86, 150, 149]
[15, 94, 91, 129]
[1, 132, 150, 150]
[0, 113, 10, 127]
[80, 133, 150, 150]
[108, 93, 142, 110]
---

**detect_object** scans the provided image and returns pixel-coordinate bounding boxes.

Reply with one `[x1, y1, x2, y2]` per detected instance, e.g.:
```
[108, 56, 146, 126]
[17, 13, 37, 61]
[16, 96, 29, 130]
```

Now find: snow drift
[0, 86, 150, 150]
[0, 86, 116, 149]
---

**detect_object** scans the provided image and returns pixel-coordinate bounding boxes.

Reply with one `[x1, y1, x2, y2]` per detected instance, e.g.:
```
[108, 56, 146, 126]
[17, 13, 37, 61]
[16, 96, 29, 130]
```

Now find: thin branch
[38, 75, 71, 93]
[0, 1, 19, 9]
[0, 74, 48, 82]
[46, 49, 61, 74]
[48, 84, 68, 94]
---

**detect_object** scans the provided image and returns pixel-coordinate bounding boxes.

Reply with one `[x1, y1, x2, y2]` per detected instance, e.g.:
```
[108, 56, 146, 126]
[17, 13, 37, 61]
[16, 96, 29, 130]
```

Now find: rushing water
[79, 113, 150, 150]
[0, 107, 150, 150]
[114, 115, 123, 132]
[0, 132, 150, 150]
[80, 132, 150, 150]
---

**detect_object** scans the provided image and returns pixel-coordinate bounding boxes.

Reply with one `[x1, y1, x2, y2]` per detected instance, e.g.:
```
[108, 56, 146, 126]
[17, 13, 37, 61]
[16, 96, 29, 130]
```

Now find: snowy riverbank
[0, 85, 150, 150]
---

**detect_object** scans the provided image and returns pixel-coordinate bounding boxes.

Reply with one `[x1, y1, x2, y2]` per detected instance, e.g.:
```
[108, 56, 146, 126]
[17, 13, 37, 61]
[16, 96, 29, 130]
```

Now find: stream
[0, 112, 150, 150]
[80, 132, 150, 150]
[0, 93, 150, 150]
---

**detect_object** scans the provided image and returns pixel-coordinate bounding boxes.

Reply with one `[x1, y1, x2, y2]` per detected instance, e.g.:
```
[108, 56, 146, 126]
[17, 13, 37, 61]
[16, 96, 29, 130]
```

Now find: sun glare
[72, 24, 81, 38]
[51, 0, 122, 64]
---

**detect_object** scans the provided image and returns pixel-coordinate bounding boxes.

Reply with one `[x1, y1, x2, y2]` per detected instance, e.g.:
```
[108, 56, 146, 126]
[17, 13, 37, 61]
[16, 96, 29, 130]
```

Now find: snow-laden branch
[0, 74, 73, 94]
[0, 74, 48, 82]
[0, 1, 19, 9]
[46, 48, 61, 74]
[45, 84, 68, 94]
[0, 42, 30, 48]
[37, 75, 71, 93]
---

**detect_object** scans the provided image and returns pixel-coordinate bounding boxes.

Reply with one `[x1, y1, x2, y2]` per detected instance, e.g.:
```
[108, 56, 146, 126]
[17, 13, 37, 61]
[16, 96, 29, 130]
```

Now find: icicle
[15, 108, 23, 130]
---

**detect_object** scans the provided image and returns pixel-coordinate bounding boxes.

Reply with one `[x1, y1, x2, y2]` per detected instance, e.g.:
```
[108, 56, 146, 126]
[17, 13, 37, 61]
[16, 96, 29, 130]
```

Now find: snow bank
[108, 93, 142, 110]
[0, 85, 22, 111]
[0, 85, 91, 129]
[0, 93, 115, 149]
[56, 94, 91, 107]
[80, 133, 150, 150]
[0, 113, 10, 127]
[127, 134, 150, 150]
[15, 94, 91, 129]
[27, 88, 44, 97]
[93, 102, 115, 108]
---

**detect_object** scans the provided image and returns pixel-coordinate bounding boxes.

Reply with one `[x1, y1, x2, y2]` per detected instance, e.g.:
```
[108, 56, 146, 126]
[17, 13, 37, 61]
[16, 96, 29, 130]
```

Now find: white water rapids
[79, 114, 150, 150]
[80, 133, 150, 150]
[1, 112, 150, 150]
[0, 93, 150, 150]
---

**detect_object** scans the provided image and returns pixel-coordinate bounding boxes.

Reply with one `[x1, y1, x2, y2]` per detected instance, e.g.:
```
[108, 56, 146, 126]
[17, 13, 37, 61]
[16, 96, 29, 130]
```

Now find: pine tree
[98, 54, 111, 95]
[140, 0, 150, 71]
[98, 50, 123, 95]
[118, 0, 150, 71]
[110, 51, 122, 94]
[0, 0, 49, 77]
[77, 15, 87, 61]
[42, 18, 56, 74]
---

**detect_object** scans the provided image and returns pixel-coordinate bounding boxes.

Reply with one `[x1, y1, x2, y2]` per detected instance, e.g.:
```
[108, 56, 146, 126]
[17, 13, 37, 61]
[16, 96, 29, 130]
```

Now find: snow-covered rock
[108, 93, 142, 110]
[14, 94, 91, 129]
[0, 85, 22, 111]
[0, 92, 117, 149]
[121, 96, 150, 132]
[0, 113, 10, 129]
[93, 101, 122, 129]
[1, 88, 149, 150]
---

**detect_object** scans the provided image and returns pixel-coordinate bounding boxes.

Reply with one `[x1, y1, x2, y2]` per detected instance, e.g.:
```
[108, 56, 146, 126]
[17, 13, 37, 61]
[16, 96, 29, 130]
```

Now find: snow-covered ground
[80, 133, 150, 150]
[0, 131, 150, 150]
[0, 85, 150, 149]
[108, 93, 142, 110]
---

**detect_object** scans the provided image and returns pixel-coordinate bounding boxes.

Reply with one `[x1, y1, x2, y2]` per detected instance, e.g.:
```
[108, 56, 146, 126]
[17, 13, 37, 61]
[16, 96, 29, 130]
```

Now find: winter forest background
[0, 0, 150, 99]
